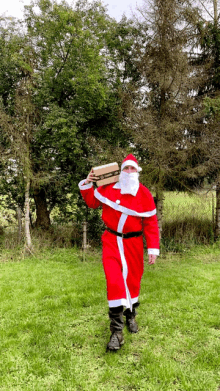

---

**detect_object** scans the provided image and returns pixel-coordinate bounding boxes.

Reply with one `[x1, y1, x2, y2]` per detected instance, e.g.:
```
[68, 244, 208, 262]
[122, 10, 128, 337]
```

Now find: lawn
[0, 246, 220, 390]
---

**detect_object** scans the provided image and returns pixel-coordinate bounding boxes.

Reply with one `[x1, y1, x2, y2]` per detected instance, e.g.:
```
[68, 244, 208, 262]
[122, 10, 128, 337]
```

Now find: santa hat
[121, 154, 142, 172]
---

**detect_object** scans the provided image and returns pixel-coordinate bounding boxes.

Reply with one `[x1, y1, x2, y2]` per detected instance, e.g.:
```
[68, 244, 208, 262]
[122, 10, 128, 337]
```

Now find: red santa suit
[78, 167, 160, 311]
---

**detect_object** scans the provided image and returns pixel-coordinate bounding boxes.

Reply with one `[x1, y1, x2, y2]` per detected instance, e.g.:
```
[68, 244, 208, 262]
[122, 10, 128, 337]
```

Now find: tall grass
[162, 191, 215, 252]
[0, 246, 220, 390]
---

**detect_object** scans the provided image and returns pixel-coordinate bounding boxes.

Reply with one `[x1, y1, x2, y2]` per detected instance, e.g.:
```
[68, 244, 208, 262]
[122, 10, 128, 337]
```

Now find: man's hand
[84, 169, 98, 184]
[148, 254, 157, 265]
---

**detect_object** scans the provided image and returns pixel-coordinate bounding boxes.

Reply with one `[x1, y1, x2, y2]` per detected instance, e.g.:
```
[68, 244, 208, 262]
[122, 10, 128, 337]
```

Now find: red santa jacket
[78, 180, 160, 255]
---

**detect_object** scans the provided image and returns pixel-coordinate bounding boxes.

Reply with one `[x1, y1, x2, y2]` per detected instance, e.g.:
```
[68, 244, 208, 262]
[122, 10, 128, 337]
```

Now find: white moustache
[119, 172, 139, 196]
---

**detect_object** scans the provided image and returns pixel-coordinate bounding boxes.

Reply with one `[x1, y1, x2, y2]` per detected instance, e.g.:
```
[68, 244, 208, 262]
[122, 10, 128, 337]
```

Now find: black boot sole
[107, 339, 124, 351]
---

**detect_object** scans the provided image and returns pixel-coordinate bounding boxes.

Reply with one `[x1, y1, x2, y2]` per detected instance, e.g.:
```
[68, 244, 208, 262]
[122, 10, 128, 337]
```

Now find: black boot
[107, 306, 124, 351]
[124, 303, 139, 333]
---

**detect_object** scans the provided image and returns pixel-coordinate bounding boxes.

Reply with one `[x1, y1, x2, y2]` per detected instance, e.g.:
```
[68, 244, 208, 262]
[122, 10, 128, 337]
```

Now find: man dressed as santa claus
[78, 154, 160, 351]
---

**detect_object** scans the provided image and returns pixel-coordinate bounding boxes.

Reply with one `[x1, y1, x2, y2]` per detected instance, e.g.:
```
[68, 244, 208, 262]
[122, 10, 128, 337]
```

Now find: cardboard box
[93, 162, 120, 186]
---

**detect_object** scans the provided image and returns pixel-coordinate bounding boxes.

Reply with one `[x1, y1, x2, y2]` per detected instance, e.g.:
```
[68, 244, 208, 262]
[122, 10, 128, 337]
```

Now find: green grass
[0, 246, 220, 390]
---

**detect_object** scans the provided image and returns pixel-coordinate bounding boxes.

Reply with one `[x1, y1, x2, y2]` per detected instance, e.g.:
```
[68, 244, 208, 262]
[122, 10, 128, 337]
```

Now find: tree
[0, 0, 131, 232]
[121, 0, 192, 235]
[183, 0, 220, 238]
[0, 68, 36, 251]
[23, 0, 136, 228]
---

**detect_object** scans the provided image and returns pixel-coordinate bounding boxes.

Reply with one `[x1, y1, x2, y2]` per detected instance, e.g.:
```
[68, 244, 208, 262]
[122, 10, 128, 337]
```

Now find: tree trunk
[213, 0, 218, 23]
[24, 179, 32, 250]
[215, 176, 220, 239]
[33, 187, 51, 229]
[17, 206, 22, 243]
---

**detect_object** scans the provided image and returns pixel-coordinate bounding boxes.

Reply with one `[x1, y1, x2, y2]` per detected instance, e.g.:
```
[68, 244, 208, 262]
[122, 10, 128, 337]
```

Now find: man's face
[123, 165, 137, 174]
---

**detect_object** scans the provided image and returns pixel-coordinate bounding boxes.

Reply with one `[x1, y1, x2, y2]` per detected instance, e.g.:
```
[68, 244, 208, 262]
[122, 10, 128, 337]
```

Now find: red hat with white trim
[121, 154, 142, 172]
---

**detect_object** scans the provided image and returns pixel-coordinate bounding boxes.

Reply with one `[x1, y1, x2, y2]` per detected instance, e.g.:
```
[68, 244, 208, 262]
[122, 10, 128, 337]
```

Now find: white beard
[119, 172, 140, 196]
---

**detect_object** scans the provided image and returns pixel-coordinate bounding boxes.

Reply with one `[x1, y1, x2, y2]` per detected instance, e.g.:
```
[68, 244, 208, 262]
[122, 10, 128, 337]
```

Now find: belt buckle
[121, 233, 125, 238]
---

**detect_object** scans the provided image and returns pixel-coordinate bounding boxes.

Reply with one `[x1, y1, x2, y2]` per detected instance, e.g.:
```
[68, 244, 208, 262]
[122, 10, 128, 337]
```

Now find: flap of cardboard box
[93, 162, 119, 176]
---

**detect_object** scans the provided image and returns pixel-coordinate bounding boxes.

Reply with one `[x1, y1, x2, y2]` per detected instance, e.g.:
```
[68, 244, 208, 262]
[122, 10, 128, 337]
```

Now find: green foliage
[1, 0, 220, 238]
[196, 20, 220, 92]
[120, 0, 193, 199]
[0, 247, 220, 389]
[0, 196, 17, 228]
[0, 0, 134, 226]
[0, 19, 25, 115]
[186, 10, 220, 196]
[204, 96, 220, 117]
[105, 17, 142, 84]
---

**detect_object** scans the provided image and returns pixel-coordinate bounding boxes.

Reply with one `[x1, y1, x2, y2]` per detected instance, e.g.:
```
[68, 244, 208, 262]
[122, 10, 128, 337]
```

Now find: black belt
[106, 227, 143, 239]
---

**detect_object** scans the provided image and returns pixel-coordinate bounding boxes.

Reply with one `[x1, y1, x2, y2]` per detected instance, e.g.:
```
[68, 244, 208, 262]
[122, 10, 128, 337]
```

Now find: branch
[55, 37, 74, 79]
[197, 0, 214, 20]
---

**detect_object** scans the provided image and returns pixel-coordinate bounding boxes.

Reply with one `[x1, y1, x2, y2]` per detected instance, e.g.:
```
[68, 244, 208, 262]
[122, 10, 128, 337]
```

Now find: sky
[0, 0, 144, 21]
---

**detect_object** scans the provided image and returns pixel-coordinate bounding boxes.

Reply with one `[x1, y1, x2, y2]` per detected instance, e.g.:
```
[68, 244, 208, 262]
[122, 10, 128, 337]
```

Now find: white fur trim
[78, 179, 93, 190]
[148, 248, 160, 255]
[108, 213, 140, 311]
[121, 160, 142, 172]
[108, 298, 128, 308]
[108, 297, 139, 308]
[117, 214, 133, 310]
[94, 189, 156, 218]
